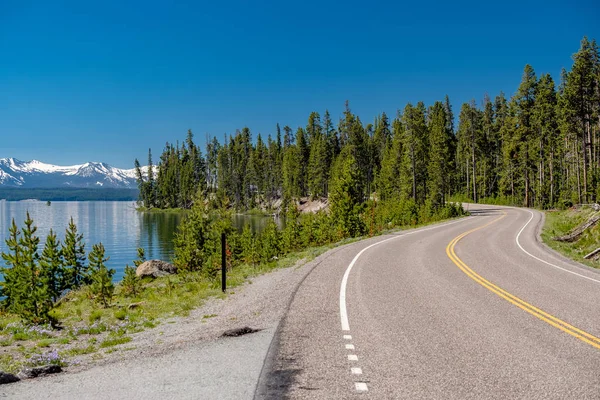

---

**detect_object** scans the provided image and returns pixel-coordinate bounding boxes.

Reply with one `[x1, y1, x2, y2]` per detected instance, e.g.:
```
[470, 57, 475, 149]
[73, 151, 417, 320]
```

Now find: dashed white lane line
[355, 382, 368, 392]
[338, 218, 474, 395]
[339, 217, 472, 331]
[516, 209, 600, 284]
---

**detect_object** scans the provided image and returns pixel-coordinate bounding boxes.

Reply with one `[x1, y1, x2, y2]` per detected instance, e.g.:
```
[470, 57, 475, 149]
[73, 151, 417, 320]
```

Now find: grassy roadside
[0, 235, 365, 374]
[541, 207, 600, 269]
[0, 212, 467, 375]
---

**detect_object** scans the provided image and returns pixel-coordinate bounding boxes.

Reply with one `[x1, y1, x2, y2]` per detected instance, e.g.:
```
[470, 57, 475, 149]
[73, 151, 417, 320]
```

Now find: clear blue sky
[1, 0, 598, 168]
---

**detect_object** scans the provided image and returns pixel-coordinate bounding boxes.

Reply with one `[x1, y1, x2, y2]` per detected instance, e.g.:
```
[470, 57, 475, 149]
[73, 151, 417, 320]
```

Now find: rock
[593, 203, 600, 211]
[222, 326, 261, 337]
[0, 371, 20, 384]
[136, 260, 177, 278]
[18, 365, 62, 379]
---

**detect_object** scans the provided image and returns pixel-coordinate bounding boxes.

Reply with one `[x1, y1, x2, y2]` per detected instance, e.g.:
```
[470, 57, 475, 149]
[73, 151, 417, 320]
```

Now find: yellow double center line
[446, 212, 600, 350]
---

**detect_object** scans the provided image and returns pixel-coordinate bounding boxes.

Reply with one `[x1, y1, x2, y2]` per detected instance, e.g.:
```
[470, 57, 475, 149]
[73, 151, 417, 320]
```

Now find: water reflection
[0, 201, 284, 282]
[138, 211, 186, 261]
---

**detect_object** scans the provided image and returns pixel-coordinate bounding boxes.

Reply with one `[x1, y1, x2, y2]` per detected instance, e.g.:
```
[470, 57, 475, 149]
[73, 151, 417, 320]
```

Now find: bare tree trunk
[466, 157, 470, 200]
[472, 144, 476, 203]
[525, 142, 530, 207]
[511, 163, 514, 200]
[550, 149, 554, 206]
[411, 144, 416, 201]
[583, 129, 588, 204]
[539, 132, 544, 207]
[576, 137, 582, 204]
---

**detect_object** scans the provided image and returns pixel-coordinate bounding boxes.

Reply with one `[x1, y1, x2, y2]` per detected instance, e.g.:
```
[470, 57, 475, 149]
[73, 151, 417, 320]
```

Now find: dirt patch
[297, 197, 328, 214]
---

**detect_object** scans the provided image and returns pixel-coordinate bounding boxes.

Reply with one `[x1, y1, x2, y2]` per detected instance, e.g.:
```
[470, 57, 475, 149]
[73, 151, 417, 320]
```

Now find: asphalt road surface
[257, 204, 600, 399]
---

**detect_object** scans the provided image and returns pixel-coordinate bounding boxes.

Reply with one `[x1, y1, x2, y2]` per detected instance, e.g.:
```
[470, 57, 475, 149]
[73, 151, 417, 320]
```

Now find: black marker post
[221, 232, 226, 292]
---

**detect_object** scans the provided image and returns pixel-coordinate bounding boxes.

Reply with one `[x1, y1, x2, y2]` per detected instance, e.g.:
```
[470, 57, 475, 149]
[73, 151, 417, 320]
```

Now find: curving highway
[257, 204, 600, 399]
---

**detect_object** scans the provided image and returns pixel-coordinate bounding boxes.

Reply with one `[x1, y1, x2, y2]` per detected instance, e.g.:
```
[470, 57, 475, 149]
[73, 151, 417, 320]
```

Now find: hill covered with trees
[135, 37, 599, 212]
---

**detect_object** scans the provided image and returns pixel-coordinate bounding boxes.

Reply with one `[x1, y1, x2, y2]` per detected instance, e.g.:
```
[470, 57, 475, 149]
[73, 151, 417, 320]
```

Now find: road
[257, 204, 600, 399]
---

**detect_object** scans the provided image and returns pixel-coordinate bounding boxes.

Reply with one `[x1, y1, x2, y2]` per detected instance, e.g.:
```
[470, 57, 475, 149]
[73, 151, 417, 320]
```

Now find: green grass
[541, 207, 600, 268]
[36, 338, 67, 348]
[13, 332, 31, 341]
[63, 344, 97, 356]
[0, 354, 21, 374]
[100, 336, 132, 348]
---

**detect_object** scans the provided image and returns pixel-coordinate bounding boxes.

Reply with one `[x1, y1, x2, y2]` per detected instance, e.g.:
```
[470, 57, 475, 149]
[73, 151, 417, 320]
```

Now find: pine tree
[282, 137, 300, 201]
[121, 265, 140, 297]
[39, 229, 65, 303]
[1, 214, 52, 323]
[146, 148, 156, 208]
[307, 115, 329, 198]
[513, 65, 537, 207]
[456, 101, 483, 201]
[296, 127, 309, 197]
[134, 247, 146, 267]
[372, 112, 391, 179]
[88, 243, 114, 307]
[427, 102, 450, 207]
[281, 205, 301, 253]
[259, 219, 281, 263]
[240, 224, 259, 266]
[173, 200, 208, 272]
[133, 158, 146, 207]
[329, 145, 365, 238]
[376, 114, 404, 201]
[0, 220, 24, 313]
[324, 110, 340, 162]
[21, 213, 51, 322]
[62, 217, 87, 288]
[401, 103, 429, 203]
[533, 74, 558, 207]
[560, 37, 600, 203]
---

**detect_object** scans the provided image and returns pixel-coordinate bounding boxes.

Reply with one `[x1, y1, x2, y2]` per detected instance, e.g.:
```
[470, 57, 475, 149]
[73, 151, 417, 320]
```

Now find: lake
[0, 201, 279, 281]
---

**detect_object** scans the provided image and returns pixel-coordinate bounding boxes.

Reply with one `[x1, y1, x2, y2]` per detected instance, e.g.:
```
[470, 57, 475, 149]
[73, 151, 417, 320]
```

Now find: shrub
[88, 243, 115, 307]
[121, 265, 140, 297]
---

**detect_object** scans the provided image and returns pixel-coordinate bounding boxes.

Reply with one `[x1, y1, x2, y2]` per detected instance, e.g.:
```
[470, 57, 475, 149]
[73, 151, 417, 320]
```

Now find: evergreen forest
[135, 38, 600, 211]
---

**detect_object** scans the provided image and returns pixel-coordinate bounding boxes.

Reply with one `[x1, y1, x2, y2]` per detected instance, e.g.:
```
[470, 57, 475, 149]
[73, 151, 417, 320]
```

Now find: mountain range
[0, 158, 141, 189]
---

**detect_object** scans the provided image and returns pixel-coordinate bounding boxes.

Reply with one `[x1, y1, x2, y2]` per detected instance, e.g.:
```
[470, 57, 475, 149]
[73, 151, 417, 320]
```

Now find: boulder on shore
[136, 260, 177, 278]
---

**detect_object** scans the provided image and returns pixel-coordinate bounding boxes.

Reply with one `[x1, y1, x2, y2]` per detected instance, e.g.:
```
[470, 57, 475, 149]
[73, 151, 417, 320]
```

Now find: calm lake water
[0, 201, 278, 281]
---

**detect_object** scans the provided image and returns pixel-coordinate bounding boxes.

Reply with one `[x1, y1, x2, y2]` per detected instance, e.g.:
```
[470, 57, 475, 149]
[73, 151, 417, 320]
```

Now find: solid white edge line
[515, 209, 600, 284]
[340, 217, 473, 331]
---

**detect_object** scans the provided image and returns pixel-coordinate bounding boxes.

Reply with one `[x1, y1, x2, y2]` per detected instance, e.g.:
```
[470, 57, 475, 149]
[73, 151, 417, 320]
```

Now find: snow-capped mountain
[0, 158, 142, 188]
